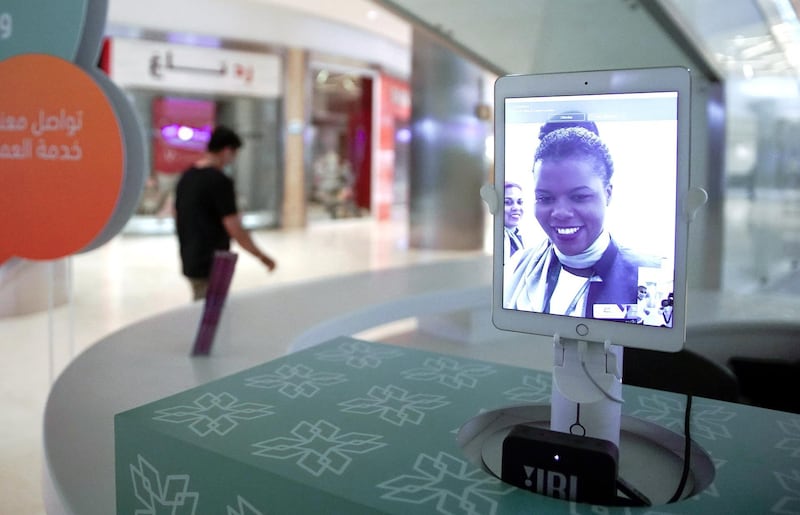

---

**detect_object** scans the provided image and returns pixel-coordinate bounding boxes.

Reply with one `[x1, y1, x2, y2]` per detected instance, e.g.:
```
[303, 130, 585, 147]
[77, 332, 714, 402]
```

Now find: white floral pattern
[339, 384, 450, 426]
[503, 375, 551, 403]
[778, 418, 800, 459]
[130, 454, 199, 515]
[378, 452, 515, 514]
[630, 394, 736, 441]
[315, 339, 403, 368]
[252, 419, 386, 477]
[402, 357, 496, 390]
[245, 364, 347, 399]
[773, 469, 800, 514]
[226, 495, 265, 515]
[152, 392, 274, 437]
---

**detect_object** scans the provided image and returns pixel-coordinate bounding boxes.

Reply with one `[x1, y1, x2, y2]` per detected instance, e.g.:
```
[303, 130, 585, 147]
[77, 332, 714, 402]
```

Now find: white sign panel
[109, 38, 282, 98]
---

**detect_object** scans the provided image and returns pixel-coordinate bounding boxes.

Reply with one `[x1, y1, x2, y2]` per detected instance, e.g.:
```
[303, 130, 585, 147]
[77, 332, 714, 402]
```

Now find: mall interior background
[92, 0, 800, 293]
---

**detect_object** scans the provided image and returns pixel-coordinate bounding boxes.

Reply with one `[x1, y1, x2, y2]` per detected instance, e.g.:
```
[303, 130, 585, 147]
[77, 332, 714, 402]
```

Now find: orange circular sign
[0, 53, 124, 262]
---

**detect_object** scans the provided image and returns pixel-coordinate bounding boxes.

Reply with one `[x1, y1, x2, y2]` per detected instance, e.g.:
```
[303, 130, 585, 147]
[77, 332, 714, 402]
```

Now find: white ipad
[492, 67, 692, 352]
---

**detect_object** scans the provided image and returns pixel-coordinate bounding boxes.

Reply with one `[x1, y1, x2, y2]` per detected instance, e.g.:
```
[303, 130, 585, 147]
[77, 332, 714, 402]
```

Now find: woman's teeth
[555, 227, 579, 235]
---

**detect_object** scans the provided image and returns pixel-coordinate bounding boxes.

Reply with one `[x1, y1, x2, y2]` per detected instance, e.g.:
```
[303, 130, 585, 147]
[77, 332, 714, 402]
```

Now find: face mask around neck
[554, 230, 610, 269]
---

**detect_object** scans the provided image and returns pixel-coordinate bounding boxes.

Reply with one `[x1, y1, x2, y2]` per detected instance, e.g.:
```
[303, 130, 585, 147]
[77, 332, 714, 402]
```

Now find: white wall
[106, 0, 411, 78]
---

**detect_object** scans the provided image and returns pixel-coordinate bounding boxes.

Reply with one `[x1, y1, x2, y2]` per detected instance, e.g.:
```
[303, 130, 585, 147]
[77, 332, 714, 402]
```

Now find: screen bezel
[491, 67, 691, 352]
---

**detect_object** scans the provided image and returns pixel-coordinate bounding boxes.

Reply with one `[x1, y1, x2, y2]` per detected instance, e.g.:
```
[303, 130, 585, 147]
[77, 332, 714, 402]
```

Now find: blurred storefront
[101, 36, 410, 232]
[305, 61, 410, 221]
[101, 37, 284, 234]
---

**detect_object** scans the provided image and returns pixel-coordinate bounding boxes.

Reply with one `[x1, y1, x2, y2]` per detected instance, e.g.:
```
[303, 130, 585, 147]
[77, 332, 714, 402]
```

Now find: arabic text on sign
[0, 113, 27, 132]
[0, 138, 84, 161]
[0, 138, 32, 160]
[31, 109, 83, 137]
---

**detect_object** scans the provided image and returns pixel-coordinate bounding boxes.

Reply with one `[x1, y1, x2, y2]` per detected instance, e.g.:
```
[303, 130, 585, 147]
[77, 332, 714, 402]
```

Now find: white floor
[0, 213, 486, 515]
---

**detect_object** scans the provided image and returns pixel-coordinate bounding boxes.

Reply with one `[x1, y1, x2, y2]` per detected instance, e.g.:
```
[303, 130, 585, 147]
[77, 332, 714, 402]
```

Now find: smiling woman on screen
[503, 127, 658, 320]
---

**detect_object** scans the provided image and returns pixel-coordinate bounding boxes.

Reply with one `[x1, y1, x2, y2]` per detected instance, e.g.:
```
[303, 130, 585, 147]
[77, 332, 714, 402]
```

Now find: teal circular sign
[0, 0, 91, 62]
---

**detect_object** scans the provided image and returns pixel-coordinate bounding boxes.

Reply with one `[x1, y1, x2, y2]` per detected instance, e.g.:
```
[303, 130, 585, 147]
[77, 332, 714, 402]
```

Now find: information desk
[43, 257, 800, 515]
[114, 336, 800, 514]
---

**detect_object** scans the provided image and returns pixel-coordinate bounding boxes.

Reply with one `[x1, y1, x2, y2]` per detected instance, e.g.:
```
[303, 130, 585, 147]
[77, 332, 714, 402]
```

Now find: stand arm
[551, 335, 624, 446]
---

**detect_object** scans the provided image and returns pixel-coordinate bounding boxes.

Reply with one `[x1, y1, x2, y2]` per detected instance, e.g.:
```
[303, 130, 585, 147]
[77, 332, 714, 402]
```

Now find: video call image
[501, 92, 678, 328]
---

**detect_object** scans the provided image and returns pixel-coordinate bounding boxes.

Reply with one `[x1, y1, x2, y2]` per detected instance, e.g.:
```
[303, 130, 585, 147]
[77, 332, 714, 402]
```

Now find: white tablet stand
[481, 183, 707, 445]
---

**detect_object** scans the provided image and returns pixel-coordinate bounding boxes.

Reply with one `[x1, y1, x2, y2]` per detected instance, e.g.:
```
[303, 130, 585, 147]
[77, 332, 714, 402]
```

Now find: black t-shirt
[175, 166, 238, 278]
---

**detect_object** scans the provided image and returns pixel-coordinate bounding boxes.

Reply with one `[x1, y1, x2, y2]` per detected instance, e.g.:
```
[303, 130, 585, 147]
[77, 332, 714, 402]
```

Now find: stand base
[457, 404, 714, 507]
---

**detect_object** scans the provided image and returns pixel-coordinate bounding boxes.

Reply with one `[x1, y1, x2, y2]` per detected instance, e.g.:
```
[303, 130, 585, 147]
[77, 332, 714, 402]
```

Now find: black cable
[668, 393, 693, 503]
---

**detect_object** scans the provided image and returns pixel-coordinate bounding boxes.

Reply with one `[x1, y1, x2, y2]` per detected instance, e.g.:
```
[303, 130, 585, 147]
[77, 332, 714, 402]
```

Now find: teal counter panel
[115, 336, 800, 514]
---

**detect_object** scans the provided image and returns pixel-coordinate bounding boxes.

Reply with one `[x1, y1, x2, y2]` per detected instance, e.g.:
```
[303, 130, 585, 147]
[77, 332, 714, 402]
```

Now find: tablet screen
[492, 68, 691, 352]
